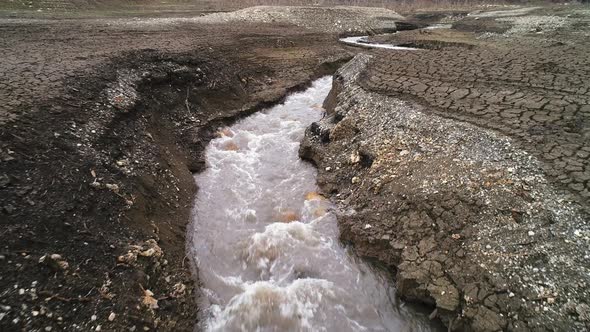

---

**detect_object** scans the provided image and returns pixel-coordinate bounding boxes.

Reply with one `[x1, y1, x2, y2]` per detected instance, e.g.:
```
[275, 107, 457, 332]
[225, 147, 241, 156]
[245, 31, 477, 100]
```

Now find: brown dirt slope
[0, 16, 351, 331]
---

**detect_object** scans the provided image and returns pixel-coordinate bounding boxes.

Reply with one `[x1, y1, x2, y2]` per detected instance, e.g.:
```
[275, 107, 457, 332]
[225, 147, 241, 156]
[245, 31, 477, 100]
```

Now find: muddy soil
[0, 14, 352, 331]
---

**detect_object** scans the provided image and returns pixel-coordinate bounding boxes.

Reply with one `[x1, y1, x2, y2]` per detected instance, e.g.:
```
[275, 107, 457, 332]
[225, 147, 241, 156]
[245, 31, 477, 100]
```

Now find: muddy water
[190, 77, 435, 331]
[340, 35, 418, 50]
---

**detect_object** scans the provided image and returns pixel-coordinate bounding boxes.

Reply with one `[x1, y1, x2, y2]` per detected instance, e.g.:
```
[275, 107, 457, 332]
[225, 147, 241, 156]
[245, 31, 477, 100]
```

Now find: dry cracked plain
[1, 4, 590, 332]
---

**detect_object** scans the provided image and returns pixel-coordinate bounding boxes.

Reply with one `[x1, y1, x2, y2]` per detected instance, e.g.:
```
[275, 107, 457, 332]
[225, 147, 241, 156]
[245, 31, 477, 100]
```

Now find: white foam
[207, 279, 336, 332]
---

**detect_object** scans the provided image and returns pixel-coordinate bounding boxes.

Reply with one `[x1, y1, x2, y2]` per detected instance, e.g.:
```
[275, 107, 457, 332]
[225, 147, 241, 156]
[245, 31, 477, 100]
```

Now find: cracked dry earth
[301, 6, 590, 332]
[2, 3, 590, 332]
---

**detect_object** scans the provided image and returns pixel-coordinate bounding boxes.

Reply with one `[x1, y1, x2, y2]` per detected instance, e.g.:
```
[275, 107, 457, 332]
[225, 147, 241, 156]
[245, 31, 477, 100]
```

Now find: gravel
[300, 53, 590, 331]
[197, 6, 404, 33]
[498, 15, 569, 36]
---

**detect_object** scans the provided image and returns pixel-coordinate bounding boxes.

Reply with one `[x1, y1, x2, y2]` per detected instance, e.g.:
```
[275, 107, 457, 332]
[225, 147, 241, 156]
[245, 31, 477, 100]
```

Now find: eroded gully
[189, 77, 440, 331]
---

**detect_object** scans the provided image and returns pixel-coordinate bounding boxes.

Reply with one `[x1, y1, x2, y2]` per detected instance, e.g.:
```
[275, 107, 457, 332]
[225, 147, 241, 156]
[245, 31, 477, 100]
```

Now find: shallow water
[340, 35, 418, 50]
[190, 77, 436, 331]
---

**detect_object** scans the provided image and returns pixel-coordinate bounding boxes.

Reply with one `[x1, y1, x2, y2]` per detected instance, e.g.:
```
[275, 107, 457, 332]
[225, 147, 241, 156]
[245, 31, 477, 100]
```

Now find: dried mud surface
[2, 4, 590, 332]
[301, 5, 590, 332]
[0, 14, 352, 331]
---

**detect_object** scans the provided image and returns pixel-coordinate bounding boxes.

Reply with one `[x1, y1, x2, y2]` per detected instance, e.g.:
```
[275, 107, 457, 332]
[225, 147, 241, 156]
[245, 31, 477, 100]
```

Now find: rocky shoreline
[301, 54, 590, 331]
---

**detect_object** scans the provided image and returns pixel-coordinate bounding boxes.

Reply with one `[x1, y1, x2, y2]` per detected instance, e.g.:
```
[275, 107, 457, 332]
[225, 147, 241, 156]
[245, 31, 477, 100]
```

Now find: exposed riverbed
[189, 77, 437, 331]
[340, 35, 418, 50]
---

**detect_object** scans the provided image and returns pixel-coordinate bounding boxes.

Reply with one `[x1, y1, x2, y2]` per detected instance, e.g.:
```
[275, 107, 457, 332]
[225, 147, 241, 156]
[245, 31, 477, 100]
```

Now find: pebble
[108, 312, 116, 321]
[528, 230, 535, 236]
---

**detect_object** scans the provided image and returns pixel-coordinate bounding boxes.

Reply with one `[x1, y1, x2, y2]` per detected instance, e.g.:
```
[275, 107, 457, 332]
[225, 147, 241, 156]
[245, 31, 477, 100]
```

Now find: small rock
[171, 283, 186, 298]
[117, 252, 137, 265]
[351, 176, 360, 184]
[142, 289, 159, 310]
[105, 184, 119, 193]
[108, 312, 116, 321]
[576, 303, 590, 321]
[39, 254, 69, 271]
[140, 248, 156, 257]
[116, 160, 130, 167]
[528, 231, 535, 236]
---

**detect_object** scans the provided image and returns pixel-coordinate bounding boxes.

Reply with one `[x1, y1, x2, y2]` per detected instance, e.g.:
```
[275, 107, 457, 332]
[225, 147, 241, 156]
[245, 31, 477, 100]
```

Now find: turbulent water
[190, 77, 435, 331]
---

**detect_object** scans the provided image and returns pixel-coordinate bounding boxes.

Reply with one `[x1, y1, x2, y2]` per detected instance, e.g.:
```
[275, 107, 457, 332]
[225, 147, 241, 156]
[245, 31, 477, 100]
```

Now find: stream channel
[190, 77, 439, 331]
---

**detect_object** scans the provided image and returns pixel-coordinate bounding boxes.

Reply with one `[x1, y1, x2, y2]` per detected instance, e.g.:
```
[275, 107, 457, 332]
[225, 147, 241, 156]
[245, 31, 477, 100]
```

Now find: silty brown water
[190, 77, 437, 331]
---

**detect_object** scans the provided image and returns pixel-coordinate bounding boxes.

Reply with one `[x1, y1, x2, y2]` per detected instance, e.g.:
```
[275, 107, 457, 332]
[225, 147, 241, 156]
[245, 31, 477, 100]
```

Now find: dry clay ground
[1, 3, 590, 332]
[0, 8, 376, 331]
[301, 5, 590, 332]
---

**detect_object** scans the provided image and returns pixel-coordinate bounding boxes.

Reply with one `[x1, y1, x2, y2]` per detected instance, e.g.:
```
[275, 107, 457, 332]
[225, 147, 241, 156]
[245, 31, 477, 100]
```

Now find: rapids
[189, 77, 437, 331]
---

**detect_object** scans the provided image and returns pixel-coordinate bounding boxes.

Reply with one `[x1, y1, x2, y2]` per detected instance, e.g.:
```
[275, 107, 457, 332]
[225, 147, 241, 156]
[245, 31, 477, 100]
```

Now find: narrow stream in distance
[340, 35, 418, 50]
[190, 77, 437, 331]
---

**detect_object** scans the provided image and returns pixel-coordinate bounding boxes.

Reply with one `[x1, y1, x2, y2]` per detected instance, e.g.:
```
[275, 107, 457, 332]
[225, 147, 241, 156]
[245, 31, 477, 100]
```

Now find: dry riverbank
[302, 5, 590, 331]
[0, 12, 352, 331]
